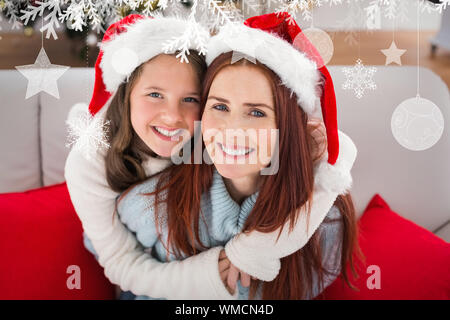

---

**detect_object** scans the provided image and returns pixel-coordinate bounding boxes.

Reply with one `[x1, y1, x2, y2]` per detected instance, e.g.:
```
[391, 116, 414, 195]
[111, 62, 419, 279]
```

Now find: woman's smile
[217, 142, 255, 159]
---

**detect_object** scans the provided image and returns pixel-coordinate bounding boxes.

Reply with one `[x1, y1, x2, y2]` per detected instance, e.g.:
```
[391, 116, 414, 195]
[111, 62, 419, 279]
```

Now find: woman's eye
[213, 104, 228, 112]
[148, 92, 162, 98]
[250, 109, 265, 117]
[184, 97, 199, 103]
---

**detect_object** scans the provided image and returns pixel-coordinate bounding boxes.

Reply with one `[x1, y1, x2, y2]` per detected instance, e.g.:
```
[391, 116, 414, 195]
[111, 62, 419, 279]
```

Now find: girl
[82, 12, 360, 300]
[64, 14, 221, 298]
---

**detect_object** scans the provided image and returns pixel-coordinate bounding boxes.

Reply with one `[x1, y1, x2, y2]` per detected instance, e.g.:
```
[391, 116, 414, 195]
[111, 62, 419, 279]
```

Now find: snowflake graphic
[275, 0, 344, 24]
[342, 59, 377, 99]
[66, 105, 110, 161]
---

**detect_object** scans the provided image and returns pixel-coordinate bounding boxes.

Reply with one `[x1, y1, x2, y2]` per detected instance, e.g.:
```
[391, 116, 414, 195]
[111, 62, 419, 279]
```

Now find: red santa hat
[206, 12, 339, 165]
[88, 14, 209, 116]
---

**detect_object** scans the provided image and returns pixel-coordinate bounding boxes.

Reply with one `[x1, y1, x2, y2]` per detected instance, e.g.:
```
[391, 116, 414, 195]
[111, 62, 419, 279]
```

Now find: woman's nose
[222, 114, 249, 131]
[220, 117, 251, 144]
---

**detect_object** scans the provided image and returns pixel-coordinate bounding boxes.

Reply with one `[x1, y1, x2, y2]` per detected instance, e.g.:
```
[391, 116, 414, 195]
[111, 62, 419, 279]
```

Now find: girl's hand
[219, 250, 256, 295]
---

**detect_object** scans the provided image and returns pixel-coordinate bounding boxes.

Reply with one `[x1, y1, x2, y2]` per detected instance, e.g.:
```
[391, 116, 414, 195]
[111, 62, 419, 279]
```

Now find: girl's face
[202, 64, 277, 180]
[130, 54, 201, 158]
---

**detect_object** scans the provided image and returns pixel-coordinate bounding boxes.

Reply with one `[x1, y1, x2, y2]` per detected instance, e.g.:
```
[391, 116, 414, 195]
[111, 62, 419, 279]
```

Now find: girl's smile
[151, 126, 184, 141]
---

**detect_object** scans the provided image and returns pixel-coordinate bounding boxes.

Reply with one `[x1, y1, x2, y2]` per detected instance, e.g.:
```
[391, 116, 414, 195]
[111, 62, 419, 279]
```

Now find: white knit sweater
[64, 110, 357, 300]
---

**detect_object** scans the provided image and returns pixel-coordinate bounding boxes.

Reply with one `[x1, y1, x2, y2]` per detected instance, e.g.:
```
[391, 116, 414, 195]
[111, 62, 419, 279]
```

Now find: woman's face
[130, 54, 201, 158]
[202, 64, 277, 180]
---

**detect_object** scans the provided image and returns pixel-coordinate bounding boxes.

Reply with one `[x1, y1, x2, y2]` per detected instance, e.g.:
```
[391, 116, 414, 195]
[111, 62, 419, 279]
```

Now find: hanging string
[416, 0, 420, 98]
[86, 31, 89, 106]
[41, 13, 43, 48]
[392, 6, 396, 43]
[358, 0, 361, 59]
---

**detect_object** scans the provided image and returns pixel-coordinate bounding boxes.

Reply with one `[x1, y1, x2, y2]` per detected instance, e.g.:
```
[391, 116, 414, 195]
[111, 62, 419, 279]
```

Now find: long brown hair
[149, 52, 363, 299]
[104, 51, 207, 193]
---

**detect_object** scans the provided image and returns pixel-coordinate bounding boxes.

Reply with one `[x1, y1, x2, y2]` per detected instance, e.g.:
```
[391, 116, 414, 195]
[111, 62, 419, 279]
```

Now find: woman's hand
[218, 249, 233, 294]
[219, 249, 255, 295]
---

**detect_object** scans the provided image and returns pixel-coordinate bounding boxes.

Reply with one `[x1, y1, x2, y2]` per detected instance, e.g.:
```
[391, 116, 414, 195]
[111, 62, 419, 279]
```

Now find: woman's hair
[104, 51, 207, 193]
[148, 51, 364, 299]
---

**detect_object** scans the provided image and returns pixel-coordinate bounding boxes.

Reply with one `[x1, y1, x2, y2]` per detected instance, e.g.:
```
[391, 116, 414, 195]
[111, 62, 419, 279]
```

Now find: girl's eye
[148, 92, 162, 98]
[212, 104, 228, 112]
[184, 97, 199, 103]
[250, 109, 266, 117]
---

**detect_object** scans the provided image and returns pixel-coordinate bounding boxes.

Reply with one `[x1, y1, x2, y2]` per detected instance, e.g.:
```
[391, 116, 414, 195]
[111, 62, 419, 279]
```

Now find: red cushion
[316, 194, 450, 300]
[0, 183, 116, 299]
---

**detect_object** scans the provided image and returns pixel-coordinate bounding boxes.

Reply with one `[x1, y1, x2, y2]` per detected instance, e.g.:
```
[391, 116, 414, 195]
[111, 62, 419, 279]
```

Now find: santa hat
[88, 14, 209, 116]
[206, 12, 339, 165]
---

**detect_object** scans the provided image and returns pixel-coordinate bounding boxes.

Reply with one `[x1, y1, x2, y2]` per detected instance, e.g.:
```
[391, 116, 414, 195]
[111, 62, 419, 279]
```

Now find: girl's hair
[149, 51, 364, 299]
[104, 51, 207, 193]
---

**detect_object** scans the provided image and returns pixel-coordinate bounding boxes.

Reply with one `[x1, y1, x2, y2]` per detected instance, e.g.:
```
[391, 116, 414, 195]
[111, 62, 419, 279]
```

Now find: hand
[307, 119, 327, 163]
[218, 249, 233, 294]
[219, 249, 256, 295]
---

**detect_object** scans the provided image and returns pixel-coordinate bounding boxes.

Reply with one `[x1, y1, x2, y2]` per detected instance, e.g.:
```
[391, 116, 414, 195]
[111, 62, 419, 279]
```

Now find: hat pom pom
[313, 130, 357, 195]
[67, 103, 89, 124]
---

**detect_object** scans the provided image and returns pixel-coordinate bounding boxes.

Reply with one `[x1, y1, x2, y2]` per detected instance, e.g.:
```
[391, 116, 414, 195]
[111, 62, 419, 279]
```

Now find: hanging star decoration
[342, 59, 377, 99]
[381, 41, 407, 66]
[15, 47, 70, 99]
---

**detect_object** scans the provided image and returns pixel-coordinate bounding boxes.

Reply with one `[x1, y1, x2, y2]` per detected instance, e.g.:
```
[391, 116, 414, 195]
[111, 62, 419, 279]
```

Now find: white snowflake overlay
[1, 0, 448, 42]
[66, 105, 111, 161]
[162, 0, 241, 63]
[420, 0, 450, 14]
[342, 59, 377, 99]
[275, 0, 343, 23]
